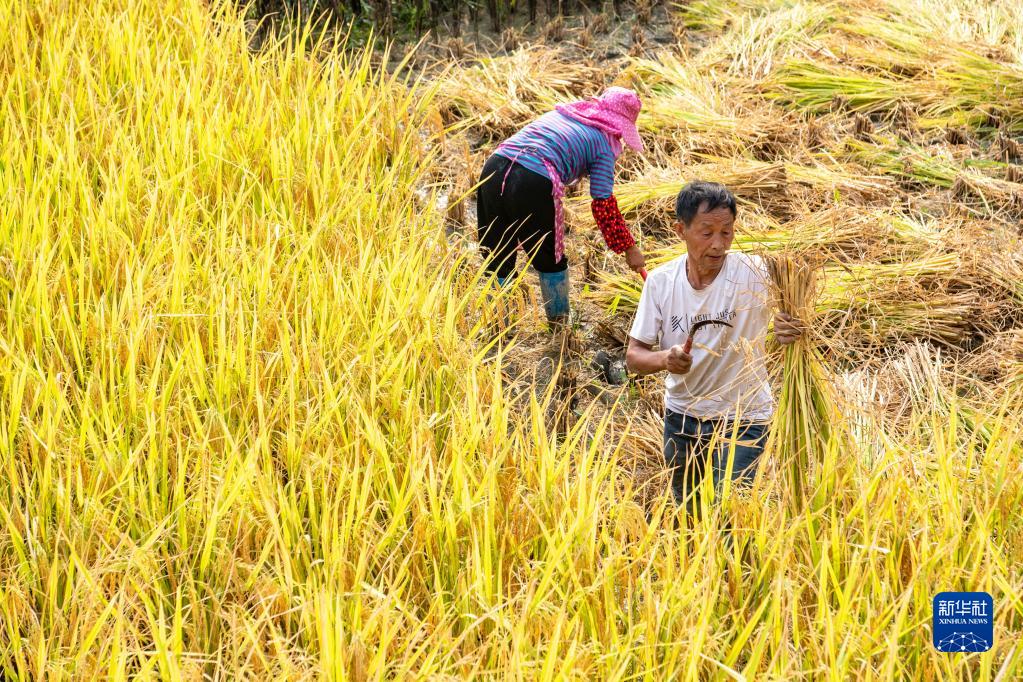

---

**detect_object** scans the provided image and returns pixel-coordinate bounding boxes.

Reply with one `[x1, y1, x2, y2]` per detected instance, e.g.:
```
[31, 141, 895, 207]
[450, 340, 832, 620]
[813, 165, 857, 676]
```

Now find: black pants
[476, 154, 568, 278]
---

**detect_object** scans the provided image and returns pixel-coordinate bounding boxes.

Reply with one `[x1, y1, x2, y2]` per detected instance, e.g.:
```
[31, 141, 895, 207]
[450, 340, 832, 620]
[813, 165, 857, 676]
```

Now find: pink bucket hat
[556, 86, 644, 153]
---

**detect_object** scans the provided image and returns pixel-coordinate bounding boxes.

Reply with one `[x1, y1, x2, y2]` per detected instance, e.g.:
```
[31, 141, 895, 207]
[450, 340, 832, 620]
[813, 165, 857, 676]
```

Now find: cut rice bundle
[763, 253, 837, 512]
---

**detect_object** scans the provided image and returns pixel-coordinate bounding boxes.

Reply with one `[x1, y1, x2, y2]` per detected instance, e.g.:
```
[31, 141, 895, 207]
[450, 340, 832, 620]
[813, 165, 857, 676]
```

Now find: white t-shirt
[629, 252, 775, 420]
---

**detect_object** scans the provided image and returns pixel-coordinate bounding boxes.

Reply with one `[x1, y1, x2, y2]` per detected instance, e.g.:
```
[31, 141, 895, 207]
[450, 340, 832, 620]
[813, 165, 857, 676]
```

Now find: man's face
[674, 204, 735, 272]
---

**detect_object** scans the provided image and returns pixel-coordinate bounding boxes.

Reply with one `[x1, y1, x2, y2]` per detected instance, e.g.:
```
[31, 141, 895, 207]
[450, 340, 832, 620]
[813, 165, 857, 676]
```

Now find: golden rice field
[1, 0, 1021, 678]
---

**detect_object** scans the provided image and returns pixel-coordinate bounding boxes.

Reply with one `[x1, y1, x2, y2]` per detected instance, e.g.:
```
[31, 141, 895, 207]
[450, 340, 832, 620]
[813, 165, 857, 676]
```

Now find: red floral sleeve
[591, 195, 636, 254]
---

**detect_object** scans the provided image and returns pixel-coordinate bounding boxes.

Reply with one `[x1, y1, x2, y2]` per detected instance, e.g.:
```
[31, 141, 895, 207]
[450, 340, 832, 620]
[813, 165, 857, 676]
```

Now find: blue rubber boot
[538, 269, 570, 329]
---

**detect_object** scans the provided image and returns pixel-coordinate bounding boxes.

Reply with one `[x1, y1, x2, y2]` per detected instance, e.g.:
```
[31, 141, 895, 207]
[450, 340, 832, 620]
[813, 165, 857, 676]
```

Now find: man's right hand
[664, 344, 692, 374]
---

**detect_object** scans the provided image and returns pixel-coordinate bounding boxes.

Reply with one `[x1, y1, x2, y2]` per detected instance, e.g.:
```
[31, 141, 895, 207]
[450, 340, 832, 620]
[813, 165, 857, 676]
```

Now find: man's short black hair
[674, 181, 737, 225]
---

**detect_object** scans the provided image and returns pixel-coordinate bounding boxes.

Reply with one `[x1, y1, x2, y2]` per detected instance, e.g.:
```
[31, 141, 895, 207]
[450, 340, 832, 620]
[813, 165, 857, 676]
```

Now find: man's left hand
[775, 311, 805, 345]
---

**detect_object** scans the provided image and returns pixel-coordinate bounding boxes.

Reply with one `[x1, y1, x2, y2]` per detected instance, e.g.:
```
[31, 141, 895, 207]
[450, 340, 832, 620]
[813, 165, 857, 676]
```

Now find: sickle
[683, 318, 734, 354]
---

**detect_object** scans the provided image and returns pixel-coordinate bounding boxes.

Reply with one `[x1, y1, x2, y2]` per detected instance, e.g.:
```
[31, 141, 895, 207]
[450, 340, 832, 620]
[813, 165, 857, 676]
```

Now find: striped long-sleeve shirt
[494, 110, 616, 199]
[494, 110, 636, 254]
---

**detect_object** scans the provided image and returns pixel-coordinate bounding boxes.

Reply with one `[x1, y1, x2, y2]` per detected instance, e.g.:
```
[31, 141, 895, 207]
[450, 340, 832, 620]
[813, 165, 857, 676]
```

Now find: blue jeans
[662, 409, 769, 513]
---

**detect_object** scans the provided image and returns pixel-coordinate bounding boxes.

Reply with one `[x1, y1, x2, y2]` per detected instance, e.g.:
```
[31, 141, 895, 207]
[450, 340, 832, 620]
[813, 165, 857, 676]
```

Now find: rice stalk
[763, 253, 835, 512]
[672, 0, 794, 33]
[569, 160, 788, 222]
[841, 137, 1023, 212]
[934, 51, 1023, 133]
[767, 59, 940, 115]
[818, 291, 977, 347]
[823, 15, 976, 79]
[771, 46, 1023, 133]
[433, 47, 604, 138]
[623, 52, 784, 153]
[699, 1, 837, 80]
[876, 0, 1023, 58]
[888, 343, 1011, 452]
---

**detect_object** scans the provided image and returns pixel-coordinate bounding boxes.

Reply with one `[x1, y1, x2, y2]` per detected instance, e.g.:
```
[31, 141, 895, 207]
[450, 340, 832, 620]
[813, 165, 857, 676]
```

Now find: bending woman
[476, 86, 647, 331]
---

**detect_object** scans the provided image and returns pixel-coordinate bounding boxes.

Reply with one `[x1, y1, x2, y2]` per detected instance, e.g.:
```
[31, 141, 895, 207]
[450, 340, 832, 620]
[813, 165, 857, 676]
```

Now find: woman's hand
[775, 311, 805, 345]
[624, 245, 646, 273]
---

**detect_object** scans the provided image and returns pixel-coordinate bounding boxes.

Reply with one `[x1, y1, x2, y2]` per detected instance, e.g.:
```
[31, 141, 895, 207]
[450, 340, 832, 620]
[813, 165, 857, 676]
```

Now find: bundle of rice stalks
[571, 160, 789, 222]
[950, 173, 1023, 214]
[636, 80, 751, 137]
[641, 206, 900, 260]
[877, 0, 1023, 56]
[841, 139, 960, 186]
[963, 223, 1023, 320]
[981, 251, 1023, 308]
[688, 152, 893, 198]
[821, 253, 961, 301]
[433, 47, 604, 138]
[770, 45, 1023, 135]
[933, 51, 1023, 134]
[737, 209, 878, 255]
[697, 1, 836, 80]
[572, 154, 892, 236]
[821, 15, 1023, 134]
[884, 213, 947, 250]
[776, 207, 949, 258]
[763, 253, 836, 512]
[819, 291, 977, 348]
[637, 93, 748, 137]
[842, 138, 1023, 210]
[767, 60, 939, 116]
[782, 159, 893, 197]
[585, 268, 645, 316]
[824, 16, 967, 77]
[623, 53, 785, 153]
[813, 210, 949, 260]
[816, 253, 980, 345]
[673, 0, 796, 33]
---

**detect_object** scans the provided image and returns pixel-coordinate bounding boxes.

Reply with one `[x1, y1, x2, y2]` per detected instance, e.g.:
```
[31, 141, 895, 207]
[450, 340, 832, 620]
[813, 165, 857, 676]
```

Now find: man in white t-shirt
[625, 181, 803, 513]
